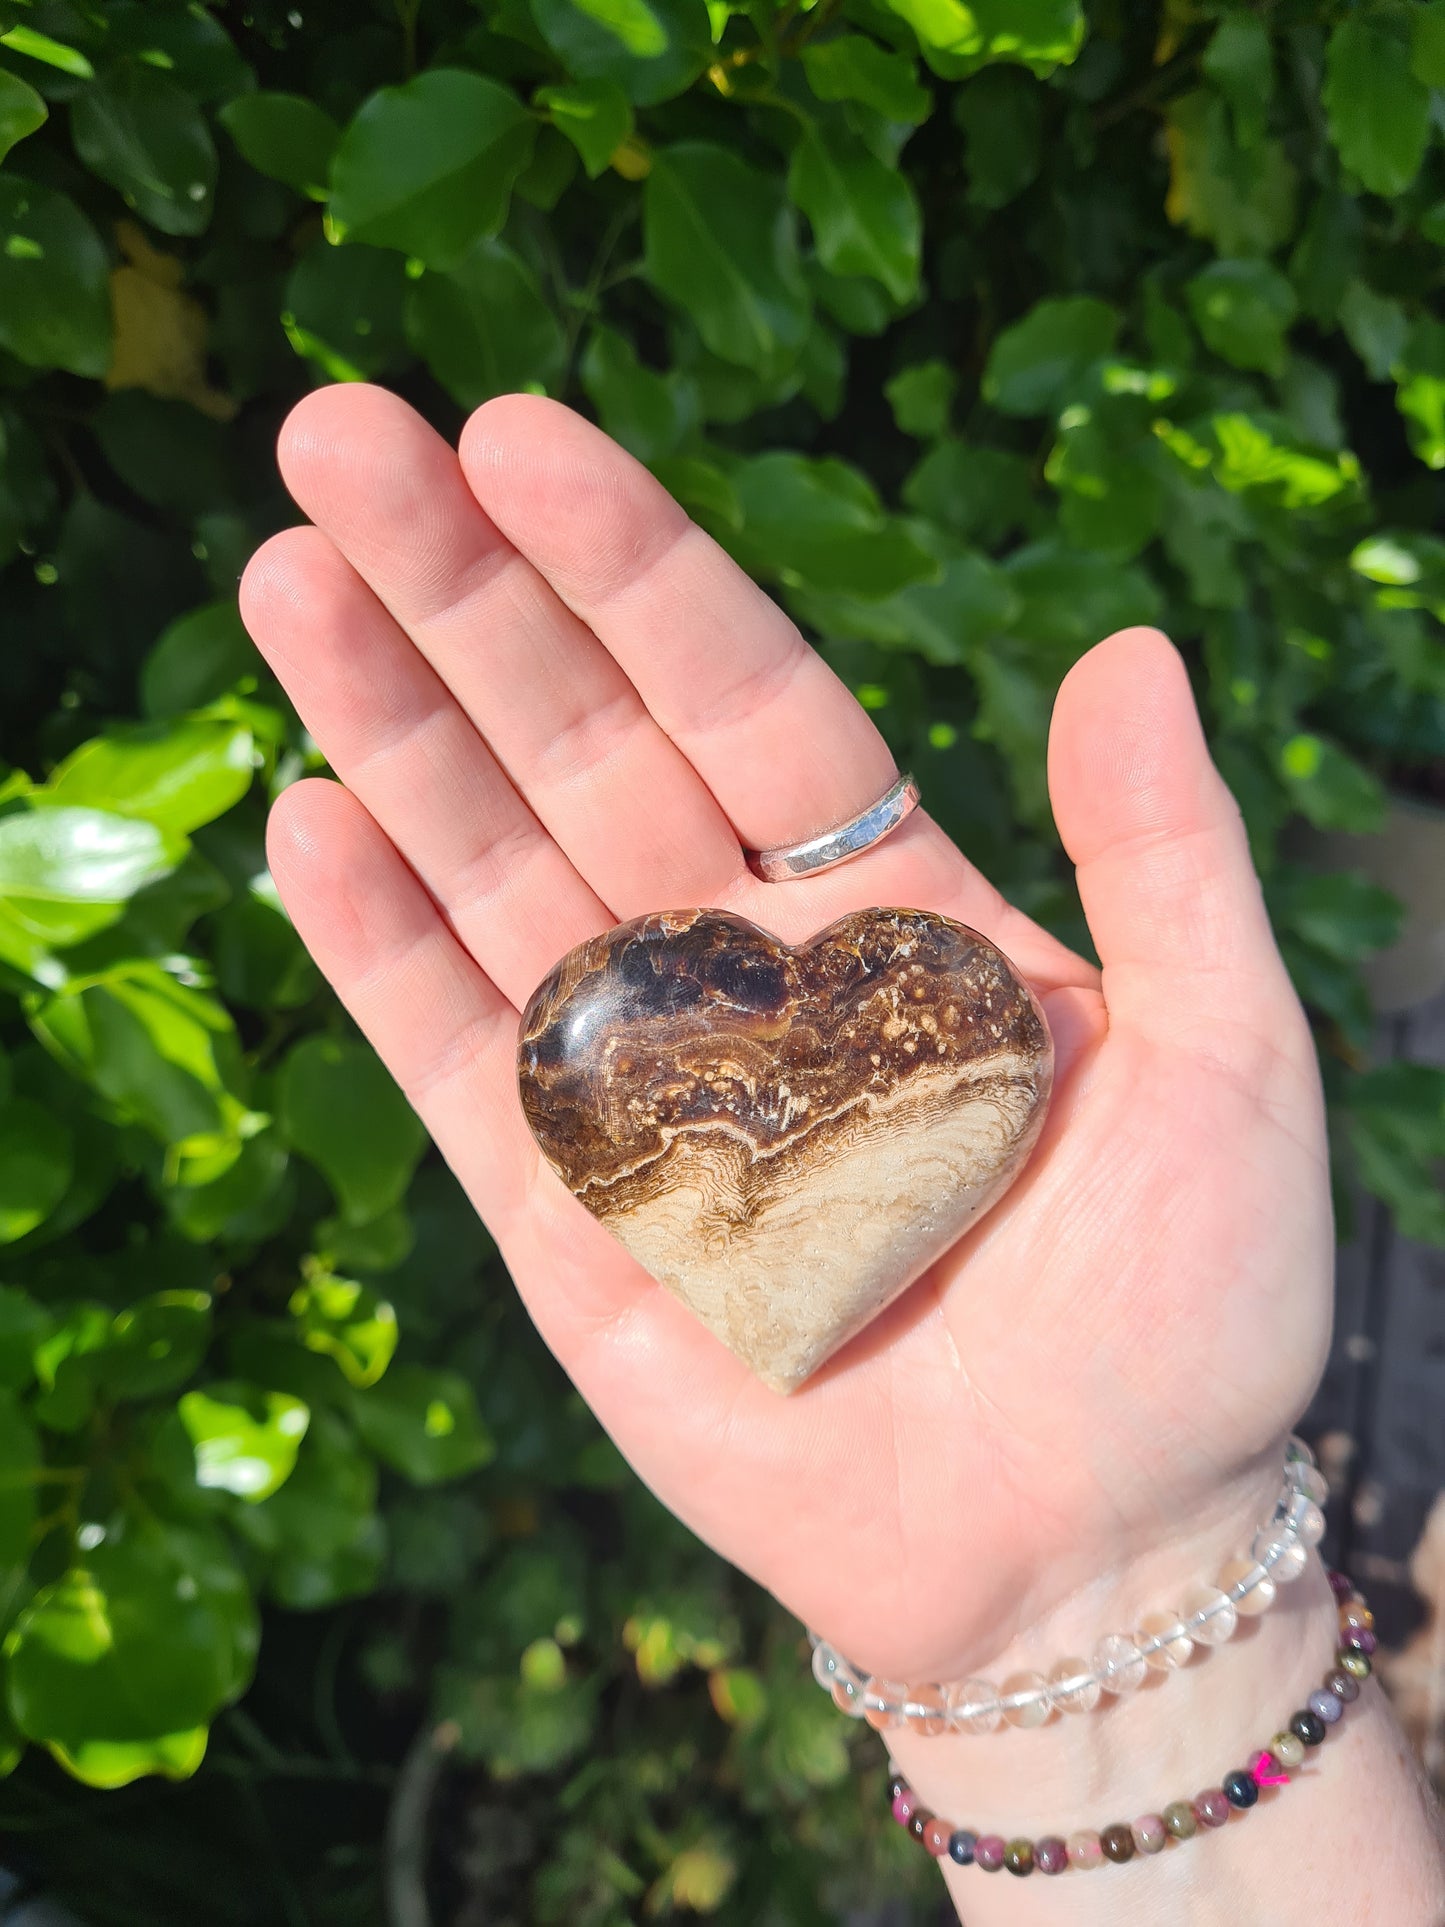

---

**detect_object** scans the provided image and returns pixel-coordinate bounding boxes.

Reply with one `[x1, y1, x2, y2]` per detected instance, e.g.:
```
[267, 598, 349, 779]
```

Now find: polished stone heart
[517, 907, 1053, 1393]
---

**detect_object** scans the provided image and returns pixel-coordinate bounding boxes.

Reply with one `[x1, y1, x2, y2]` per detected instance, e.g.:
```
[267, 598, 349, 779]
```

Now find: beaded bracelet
[886, 1568, 1373, 1876]
[811, 1439, 1327, 1734]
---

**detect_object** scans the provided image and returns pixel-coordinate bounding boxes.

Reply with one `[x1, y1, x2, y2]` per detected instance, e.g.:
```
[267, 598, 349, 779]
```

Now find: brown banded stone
[517, 907, 1052, 1392]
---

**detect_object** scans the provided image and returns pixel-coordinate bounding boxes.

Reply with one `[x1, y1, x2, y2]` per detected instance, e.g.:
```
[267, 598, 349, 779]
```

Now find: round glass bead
[974, 1834, 1006, 1873]
[1092, 1632, 1147, 1695]
[1290, 1708, 1326, 1747]
[946, 1677, 1001, 1734]
[1163, 1801, 1198, 1840]
[908, 1811, 931, 1842]
[1136, 1610, 1193, 1670]
[1294, 1463, 1329, 1505]
[888, 1773, 906, 1801]
[1100, 1822, 1135, 1863]
[1293, 1497, 1326, 1547]
[1178, 1580, 1238, 1645]
[1004, 1839, 1035, 1877]
[1272, 1730, 1306, 1769]
[1067, 1829, 1103, 1870]
[1253, 1534, 1309, 1583]
[923, 1818, 953, 1857]
[863, 1681, 906, 1730]
[905, 1682, 949, 1736]
[811, 1643, 838, 1689]
[1325, 1667, 1360, 1704]
[1328, 1568, 1354, 1601]
[947, 1830, 976, 1866]
[1340, 1603, 1374, 1632]
[1132, 1813, 1167, 1855]
[1000, 1669, 1051, 1728]
[1194, 1788, 1231, 1829]
[1338, 1648, 1371, 1680]
[1308, 1687, 1344, 1726]
[1036, 1836, 1068, 1876]
[1343, 1625, 1377, 1656]
[1223, 1769, 1259, 1809]
[891, 1791, 914, 1825]
[1219, 1556, 1277, 1615]
[831, 1672, 865, 1717]
[1048, 1655, 1101, 1713]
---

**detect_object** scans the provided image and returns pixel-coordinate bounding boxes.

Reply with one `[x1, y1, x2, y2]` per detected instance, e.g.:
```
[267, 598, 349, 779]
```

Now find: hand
[240, 384, 1332, 1685]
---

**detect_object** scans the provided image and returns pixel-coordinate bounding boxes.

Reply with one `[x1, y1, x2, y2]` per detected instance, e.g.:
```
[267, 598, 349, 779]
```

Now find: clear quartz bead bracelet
[807, 1439, 1327, 1735]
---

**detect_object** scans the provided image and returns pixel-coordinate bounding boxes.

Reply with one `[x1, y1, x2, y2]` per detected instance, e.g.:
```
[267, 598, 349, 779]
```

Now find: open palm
[241, 385, 1333, 1685]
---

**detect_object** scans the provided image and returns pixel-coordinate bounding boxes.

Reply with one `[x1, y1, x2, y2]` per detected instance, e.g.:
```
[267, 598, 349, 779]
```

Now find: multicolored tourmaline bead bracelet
[884, 1568, 1373, 1876]
[810, 1439, 1327, 1734]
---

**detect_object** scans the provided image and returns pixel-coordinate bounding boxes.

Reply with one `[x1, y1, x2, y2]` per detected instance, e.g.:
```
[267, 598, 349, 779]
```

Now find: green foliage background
[0, 0, 1443, 1917]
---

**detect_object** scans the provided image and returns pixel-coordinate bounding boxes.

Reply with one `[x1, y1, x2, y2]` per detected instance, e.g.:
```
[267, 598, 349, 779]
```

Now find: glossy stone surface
[518, 908, 1053, 1391]
[1035, 1837, 1068, 1875]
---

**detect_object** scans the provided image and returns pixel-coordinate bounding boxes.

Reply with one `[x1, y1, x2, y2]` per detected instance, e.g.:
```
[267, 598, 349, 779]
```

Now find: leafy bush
[1, 0, 1443, 1916]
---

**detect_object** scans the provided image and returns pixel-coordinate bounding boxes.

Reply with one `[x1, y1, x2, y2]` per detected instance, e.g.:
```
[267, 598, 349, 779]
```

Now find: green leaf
[529, 0, 712, 104]
[1201, 14, 1272, 149]
[0, 24, 94, 78]
[179, 1383, 310, 1500]
[351, 1365, 495, 1484]
[1348, 1063, 1445, 1246]
[1412, 0, 1445, 84]
[801, 35, 930, 123]
[999, 539, 1161, 655]
[0, 68, 46, 162]
[102, 1291, 212, 1399]
[1338, 280, 1409, 384]
[727, 452, 938, 598]
[1279, 733, 1386, 833]
[289, 1275, 397, 1389]
[0, 1097, 72, 1243]
[791, 542, 1019, 666]
[955, 67, 1042, 208]
[47, 1728, 207, 1790]
[902, 439, 1035, 544]
[283, 239, 410, 384]
[1270, 867, 1403, 964]
[5, 1528, 257, 1773]
[982, 296, 1119, 416]
[886, 0, 1083, 73]
[884, 360, 955, 439]
[277, 1035, 427, 1226]
[240, 1410, 383, 1609]
[219, 91, 340, 200]
[29, 963, 255, 1161]
[536, 78, 632, 177]
[1205, 413, 1360, 508]
[0, 177, 111, 378]
[71, 61, 218, 237]
[1164, 91, 1296, 257]
[1046, 415, 1163, 561]
[1323, 13, 1429, 199]
[0, 804, 186, 948]
[644, 144, 810, 379]
[788, 119, 921, 304]
[406, 240, 567, 408]
[46, 720, 255, 836]
[650, 454, 742, 534]
[581, 325, 697, 462]
[0, 1391, 38, 1567]
[1186, 259, 1295, 376]
[1396, 318, 1445, 472]
[102, 2, 250, 104]
[141, 601, 262, 719]
[0, 1287, 51, 1392]
[329, 71, 536, 270]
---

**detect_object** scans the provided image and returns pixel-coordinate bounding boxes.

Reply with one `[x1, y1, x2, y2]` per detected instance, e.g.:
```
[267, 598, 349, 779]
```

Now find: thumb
[1047, 627, 1296, 1043]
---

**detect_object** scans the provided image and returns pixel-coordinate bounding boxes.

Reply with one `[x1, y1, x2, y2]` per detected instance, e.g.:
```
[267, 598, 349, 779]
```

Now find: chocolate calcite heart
[517, 908, 1052, 1393]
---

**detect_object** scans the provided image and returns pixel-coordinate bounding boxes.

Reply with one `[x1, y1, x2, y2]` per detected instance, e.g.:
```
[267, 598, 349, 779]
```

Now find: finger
[241, 526, 611, 1008]
[266, 779, 537, 1228]
[274, 384, 749, 910]
[1047, 627, 1299, 1040]
[458, 393, 906, 854]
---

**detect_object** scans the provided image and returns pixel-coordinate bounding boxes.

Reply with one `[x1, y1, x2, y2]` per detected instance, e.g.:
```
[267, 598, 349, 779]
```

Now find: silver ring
[746, 773, 921, 882]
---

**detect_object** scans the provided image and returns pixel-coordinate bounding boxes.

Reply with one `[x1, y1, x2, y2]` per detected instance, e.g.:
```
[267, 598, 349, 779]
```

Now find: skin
[241, 386, 1445, 1921]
